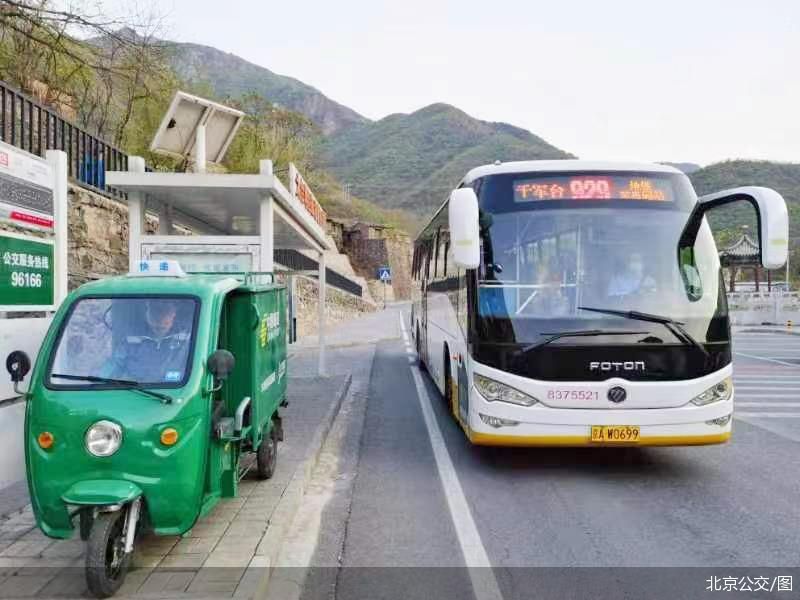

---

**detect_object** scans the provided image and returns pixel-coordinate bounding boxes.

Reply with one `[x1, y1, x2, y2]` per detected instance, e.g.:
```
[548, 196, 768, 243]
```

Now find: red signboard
[290, 165, 327, 228]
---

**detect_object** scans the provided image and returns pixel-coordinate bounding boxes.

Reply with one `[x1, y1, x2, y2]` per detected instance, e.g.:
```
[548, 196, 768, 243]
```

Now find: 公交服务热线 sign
[0, 231, 55, 309]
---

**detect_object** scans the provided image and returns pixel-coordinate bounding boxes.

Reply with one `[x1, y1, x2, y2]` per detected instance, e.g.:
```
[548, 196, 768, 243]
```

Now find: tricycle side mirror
[208, 349, 235, 381]
[6, 350, 31, 383]
[448, 188, 480, 269]
[6, 351, 32, 396]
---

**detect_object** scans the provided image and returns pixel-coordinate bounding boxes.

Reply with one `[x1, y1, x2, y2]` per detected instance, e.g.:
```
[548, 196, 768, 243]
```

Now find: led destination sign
[513, 175, 674, 203]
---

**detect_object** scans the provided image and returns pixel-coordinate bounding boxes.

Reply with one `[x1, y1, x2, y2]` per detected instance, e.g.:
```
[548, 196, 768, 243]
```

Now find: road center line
[399, 312, 504, 600]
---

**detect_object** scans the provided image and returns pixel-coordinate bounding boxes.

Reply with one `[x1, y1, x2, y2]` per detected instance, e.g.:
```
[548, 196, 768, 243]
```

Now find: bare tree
[0, 0, 175, 146]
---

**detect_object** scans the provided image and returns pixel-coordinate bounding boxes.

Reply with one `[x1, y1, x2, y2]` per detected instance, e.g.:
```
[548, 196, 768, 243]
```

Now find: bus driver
[607, 252, 656, 297]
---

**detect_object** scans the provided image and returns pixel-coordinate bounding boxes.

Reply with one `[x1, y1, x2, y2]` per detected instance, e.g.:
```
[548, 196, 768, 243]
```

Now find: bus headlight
[85, 420, 123, 457]
[691, 377, 732, 406]
[474, 373, 538, 406]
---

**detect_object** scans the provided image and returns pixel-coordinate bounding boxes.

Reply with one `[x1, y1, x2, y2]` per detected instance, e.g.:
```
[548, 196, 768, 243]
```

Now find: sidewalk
[293, 303, 404, 350]
[0, 316, 385, 599]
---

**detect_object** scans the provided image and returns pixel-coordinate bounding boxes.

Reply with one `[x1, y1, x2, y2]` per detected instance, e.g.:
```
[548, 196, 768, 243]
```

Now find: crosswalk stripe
[735, 394, 800, 398]
[736, 376, 800, 380]
[736, 412, 800, 418]
[734, 375, 800, 379]
[735, 384, 800, 389]
[734, 386, 800, 390]
[737, 402, 800, 407]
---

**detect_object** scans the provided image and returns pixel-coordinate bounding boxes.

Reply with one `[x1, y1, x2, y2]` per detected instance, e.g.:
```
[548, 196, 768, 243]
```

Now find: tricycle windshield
[47, 296, 200, 388]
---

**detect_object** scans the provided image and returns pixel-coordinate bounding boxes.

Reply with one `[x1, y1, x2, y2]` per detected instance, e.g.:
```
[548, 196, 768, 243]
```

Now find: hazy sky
[118, 0, 798, 165]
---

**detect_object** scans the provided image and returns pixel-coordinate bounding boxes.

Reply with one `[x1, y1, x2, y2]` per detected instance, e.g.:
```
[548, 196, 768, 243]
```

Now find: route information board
[0, 141, 54, 231]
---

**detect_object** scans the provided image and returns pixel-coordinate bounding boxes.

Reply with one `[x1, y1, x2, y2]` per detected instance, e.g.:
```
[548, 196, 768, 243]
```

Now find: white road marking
[736, 412, 800, 418]
[736, 402, 800, 408]
[735, 379, 800, 383]
[734, 352, 800, 368]
[399, 312, 504, 600]
[735, 394, 800, 399]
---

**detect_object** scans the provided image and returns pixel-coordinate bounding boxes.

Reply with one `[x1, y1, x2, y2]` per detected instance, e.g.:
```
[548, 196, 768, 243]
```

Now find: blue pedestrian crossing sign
[377, 266, 392, 282]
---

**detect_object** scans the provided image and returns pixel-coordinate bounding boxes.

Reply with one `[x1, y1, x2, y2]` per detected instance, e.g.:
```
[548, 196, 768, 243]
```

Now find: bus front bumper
[466, 394, 734, 447]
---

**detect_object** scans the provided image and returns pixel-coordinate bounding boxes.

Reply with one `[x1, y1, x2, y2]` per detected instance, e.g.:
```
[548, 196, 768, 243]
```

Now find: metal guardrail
[0, 80, 128, 198]
[274, 249, 363, 298]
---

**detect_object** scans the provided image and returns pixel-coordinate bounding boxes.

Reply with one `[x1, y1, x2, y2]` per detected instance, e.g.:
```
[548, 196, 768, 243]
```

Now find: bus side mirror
[448, 188, 480, 269]
[697, 186, 788, 269]
[208, 350, 235, 381]
[6, 351, 31, 396]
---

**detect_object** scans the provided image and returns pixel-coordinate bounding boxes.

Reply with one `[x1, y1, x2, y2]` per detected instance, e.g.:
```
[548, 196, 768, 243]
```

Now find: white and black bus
[412, 160, 788, 446]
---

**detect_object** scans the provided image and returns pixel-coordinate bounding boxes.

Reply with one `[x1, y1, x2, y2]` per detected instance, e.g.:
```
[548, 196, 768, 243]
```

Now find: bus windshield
[476, 171, 727, 346]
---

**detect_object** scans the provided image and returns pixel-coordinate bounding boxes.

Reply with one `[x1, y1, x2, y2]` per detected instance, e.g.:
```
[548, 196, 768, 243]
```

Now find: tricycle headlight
[691, 377, 733, 406]
[85, 420, 123, 457]
[474, 373, 538, 406]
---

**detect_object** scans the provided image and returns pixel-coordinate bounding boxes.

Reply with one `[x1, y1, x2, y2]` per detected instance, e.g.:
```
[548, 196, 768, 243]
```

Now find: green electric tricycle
[4, 262, 288, 597]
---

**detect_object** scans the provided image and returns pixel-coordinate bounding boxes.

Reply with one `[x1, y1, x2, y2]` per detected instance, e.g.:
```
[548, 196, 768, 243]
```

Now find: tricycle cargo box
[222, 282, 288, 445]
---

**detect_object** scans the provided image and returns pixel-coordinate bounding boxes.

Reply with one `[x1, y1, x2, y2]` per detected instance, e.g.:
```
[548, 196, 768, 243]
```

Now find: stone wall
[68, 186, 130, 287]
[385, 235, 413, 299]
[292, 275, 376, 337]
[342, 232, 413, 300]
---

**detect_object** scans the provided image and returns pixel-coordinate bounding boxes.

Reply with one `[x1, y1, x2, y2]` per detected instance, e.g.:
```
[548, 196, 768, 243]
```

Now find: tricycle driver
[103, 299, 192, 384]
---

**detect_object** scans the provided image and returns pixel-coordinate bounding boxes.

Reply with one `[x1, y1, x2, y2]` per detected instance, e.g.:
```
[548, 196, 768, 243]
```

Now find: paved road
[295, 313, 800, 600]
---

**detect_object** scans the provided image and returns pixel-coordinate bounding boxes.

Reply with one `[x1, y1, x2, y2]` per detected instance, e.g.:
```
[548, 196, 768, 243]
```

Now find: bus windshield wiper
[50, 374, 173, 404]
[519, 329, 648, 353]
[577, 307, 709, 357]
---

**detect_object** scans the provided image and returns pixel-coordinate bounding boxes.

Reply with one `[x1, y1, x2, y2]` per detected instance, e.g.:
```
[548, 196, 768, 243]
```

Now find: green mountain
[166, 42, 368, 134]
[319, 103, 573, 215]
[142, 37, 800, 243]
[689, 160, 800, 244]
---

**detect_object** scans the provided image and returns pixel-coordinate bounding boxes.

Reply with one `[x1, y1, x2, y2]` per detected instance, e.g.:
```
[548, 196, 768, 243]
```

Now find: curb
[252, 372, 353, 599]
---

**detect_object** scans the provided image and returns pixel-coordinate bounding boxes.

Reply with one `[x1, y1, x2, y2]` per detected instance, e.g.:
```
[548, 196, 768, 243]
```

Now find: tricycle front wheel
[86, 511, 131, 598]
[256, 427, 278, 480]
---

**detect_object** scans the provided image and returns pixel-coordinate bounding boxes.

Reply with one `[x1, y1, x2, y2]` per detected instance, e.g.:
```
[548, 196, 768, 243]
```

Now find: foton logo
[0, 151, 8, 167]
[589, 361, 646, 372]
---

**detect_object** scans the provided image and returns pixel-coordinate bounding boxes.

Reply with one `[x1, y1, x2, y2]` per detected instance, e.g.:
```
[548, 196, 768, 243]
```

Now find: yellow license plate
[590, 425, 641, 443]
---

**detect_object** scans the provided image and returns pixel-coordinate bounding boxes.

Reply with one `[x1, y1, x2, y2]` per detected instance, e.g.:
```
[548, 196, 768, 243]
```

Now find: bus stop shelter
[106, 157, 334, 374]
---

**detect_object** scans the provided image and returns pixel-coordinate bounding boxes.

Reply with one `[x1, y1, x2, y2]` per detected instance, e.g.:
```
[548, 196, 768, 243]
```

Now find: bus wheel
[257, 426, 278, 480]
[443, 348, 454, 411]
[416, 325, 427, 372]
[85, 511, 130, 598]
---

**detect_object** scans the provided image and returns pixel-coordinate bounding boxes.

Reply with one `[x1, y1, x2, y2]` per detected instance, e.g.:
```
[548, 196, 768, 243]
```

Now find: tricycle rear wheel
[85, 510, 131, 598]
[256, 427, 278, 480]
